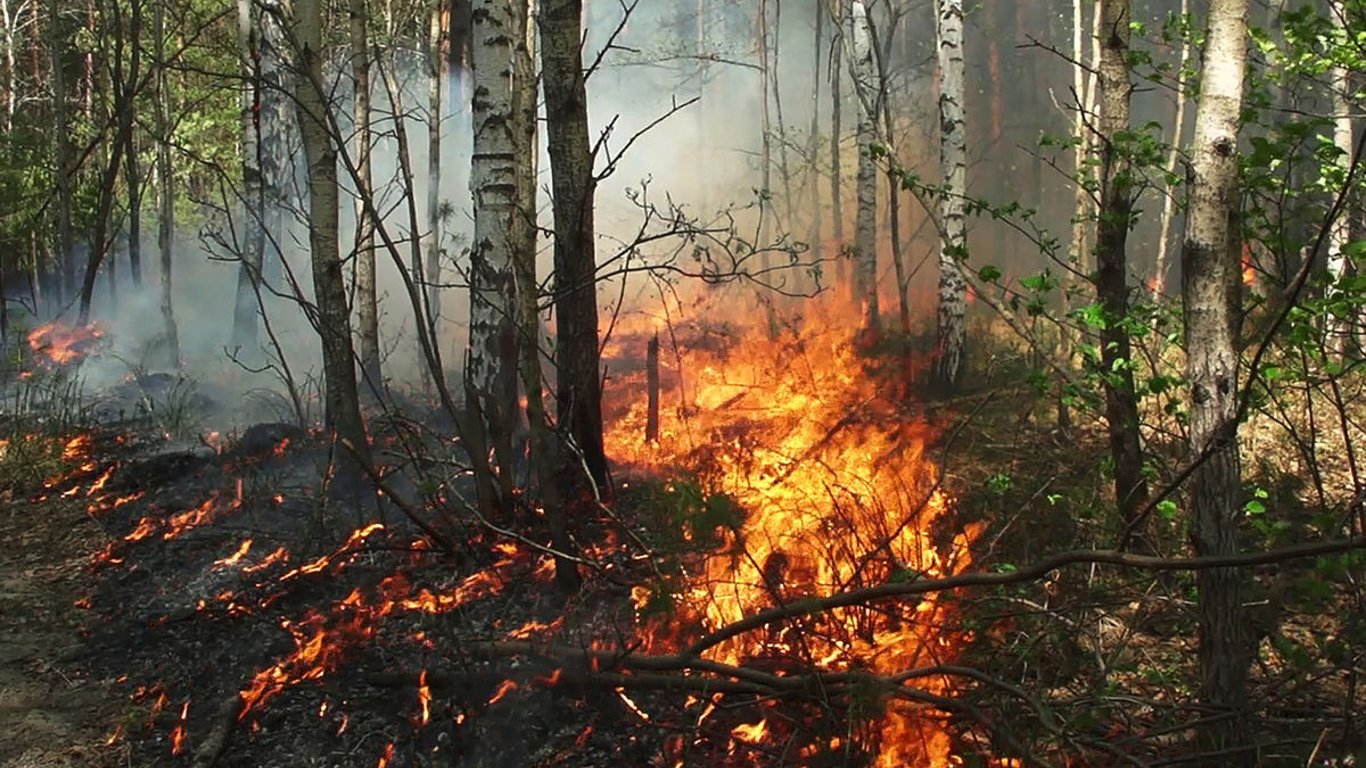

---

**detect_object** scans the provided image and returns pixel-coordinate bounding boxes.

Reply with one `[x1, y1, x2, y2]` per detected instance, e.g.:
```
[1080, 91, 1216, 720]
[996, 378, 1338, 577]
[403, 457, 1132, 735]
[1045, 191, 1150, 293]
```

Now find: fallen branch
[189, 694, 243, 768]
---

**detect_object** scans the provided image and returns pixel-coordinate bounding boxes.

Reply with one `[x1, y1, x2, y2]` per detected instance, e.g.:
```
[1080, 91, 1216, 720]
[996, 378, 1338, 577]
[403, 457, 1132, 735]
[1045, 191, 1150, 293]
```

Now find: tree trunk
[846, 0, 877, 333]
[932, 0, 967, 391]
[1326, 0, 1352, 356]
[829, 0, 843, 258]
[468, 0, 522, 515]
[123, 0, 143, 288]
[806, 3, 822, 275]
[1094, 0, 1150, 545]
[49, 0, 74, 303]
[232, 0, 264, 348]
[154, 0, 178, 367]
[351, 0, 381, 397]
[542, 0, 607, 490]
[425, 0, 444, 339]
[1181, 0, 1252, 759]
[295, 0, 372, 486]
[1151, 0, 1190, 301]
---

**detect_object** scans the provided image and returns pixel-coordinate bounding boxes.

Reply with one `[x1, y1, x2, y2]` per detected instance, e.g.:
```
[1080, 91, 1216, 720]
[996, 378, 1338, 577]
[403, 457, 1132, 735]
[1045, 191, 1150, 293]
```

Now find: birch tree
[1093, 0, 1149, 543]
[49, 0, 74, 303]
[1180, 0, 1253, 756]
[425, 0, 444, 330]
[351, 0, 380, 395]
[467, 0, 521, 513]
[231, 0, 264, 348]
[933, 0, 967, 390]
[542, 0, 606, 488]
[295, 0, 371, 483]
[845, 0, 878, 333]
[1326, 0, 1353, 355]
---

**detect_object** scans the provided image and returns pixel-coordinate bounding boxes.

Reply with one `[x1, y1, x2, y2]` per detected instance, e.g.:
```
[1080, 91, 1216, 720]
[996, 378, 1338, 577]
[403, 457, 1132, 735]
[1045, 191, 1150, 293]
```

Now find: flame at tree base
[606, 297, 984, 766]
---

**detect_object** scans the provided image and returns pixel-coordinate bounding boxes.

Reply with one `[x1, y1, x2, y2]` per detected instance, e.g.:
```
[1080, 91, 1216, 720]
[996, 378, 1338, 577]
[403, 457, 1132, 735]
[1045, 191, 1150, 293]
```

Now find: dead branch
[189, 694, 244, 768]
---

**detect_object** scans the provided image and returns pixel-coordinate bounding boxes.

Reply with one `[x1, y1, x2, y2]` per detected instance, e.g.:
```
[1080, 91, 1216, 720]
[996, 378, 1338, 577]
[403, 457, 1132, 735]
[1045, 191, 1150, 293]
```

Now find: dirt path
[0, 495, 120, 768]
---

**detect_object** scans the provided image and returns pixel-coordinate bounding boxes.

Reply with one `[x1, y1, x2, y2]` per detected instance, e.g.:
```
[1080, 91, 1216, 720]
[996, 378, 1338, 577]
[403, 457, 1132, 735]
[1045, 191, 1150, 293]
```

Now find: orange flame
[28, 321, 105, 366]
[605, 296, 984, 764]
[487, 680, 518, 706]
[416, 670, 431, 726]
[169, 701, 189, 755]
[213, 539, 253, 569]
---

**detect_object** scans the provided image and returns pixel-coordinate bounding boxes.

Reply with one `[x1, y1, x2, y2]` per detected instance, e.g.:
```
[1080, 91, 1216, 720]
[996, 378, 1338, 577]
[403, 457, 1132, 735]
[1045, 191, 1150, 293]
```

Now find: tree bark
[542, 0, 607, 490]
[232, 0, 264, 349]
[295, 0, 372, 486]
[846, 0, 878, 333]
[49, 0, 74, 304]
[829, 0, 843, 259]
[154, 0, 177, 367]
[468, 0, 522, 514]
[1326, 0, 1353, 356]
[1094, 0, 1150, 545]
[123, 0, 143, 288]
[425, 0, 444, 340]
[351, 0, 381, 397]
[932, 0, 967, 391]
[1181, 0, 1252, 758]
[1151, 0, 1190, 301]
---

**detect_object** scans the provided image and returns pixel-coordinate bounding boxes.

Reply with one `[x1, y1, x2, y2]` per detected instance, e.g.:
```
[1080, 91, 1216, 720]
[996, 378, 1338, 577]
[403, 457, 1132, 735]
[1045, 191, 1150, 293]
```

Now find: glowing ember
[375, 742, 395, 768]
[416, 670, 431, 726]
[85, 464, 116, 496]
[212, 539, 253, 569]
[169, 701, 189, 755]
[605, 297, 984, 765]
[731, 719, 768, 743]
[28, 321, 105, 366]
[615, 688, 651, 721]
[487, 680, 518, 706]
[62, 435, 92, 461]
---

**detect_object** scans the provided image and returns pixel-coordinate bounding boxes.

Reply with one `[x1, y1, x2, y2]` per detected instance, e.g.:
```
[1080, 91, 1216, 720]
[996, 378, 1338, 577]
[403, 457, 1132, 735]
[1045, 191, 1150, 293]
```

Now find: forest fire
[27, 321, 106, 366]
[606, 297, 984, 765]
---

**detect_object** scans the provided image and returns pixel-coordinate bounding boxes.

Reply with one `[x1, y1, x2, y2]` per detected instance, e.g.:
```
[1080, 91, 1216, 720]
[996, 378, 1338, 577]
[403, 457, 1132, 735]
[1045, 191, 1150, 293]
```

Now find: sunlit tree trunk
[1181, 0, 1252, 758]
[425, 0, 444, 333]
[468, 0, 521, 515]
[351, 0, 381, 396]
[0, 0, 14, 134]
[1152, 0, 1190, 301]
[932, 0, 967, 391]
[232, 0, 264, 348]
[1327, 0, 1352, 356]
[543, 0, 606, 490]
[296, 0, 371, 484]
[154, 0, 178, 367]
[846, 0, 878, 333]
[49, 0, 74, 303]
[806, 4, 822, 272]
[1094, 0, 1150, 545]
[258, 1, 289, 288]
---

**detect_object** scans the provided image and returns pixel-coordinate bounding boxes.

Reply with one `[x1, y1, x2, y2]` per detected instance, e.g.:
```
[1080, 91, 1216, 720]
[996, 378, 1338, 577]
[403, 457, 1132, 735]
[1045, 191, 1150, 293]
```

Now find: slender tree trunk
[296, 0, 372, 485]
[846, 0, 878, 333]
[806, 3, 823, 273]
[425, 0, 444, 335]
[257, 4, 289, 288]
[1094, 0, 1150, 545]
[351, 0, 381, 396]
[468, 0, 522, 515]
[829, 0, 844, 260]
[755, 0, 777, 334]
[232, 0, 264, 348]
[49, 0, 74, 303]
[1152, 0, 1191, 301]
[154, 0, 178, 367]
[1181, 0, 1252, 759]
[872, 17, 909, 336]
[124, 0, 143, 288]
[542, 0, 606, 490]
[1327, 0, 1352, 356]
[932, 0, 967, 391]
[1, 0, 16, 134]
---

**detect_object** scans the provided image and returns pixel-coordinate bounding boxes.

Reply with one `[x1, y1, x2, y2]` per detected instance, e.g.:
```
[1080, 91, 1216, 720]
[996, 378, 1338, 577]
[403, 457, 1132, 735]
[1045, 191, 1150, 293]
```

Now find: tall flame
[606, 297, 983, 765]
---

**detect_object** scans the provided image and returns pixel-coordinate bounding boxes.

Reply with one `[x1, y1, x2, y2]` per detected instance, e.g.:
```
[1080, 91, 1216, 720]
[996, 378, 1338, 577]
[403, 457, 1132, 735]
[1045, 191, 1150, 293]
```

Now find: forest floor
[0, 486, 122, 768]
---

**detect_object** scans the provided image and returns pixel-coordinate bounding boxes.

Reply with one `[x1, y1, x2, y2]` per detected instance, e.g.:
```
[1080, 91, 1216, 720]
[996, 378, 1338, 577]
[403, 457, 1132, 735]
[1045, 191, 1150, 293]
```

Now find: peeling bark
[933, 0, 967, 391]
[846, 0, 877, 333]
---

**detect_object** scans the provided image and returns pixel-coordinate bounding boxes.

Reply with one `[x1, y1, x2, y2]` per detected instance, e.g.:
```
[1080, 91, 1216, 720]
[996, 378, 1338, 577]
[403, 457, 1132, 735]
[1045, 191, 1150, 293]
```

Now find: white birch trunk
[933, 0, 967, 390]
[352, 0, 380, 395]
[1327, 0, 1353, 355]
[846, 0, 878, 331]
[1180, 0, 1253, 756]
[468, 0, 520, 464]
[425, 0, 444, 330]
[231, 0, 264, 348]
